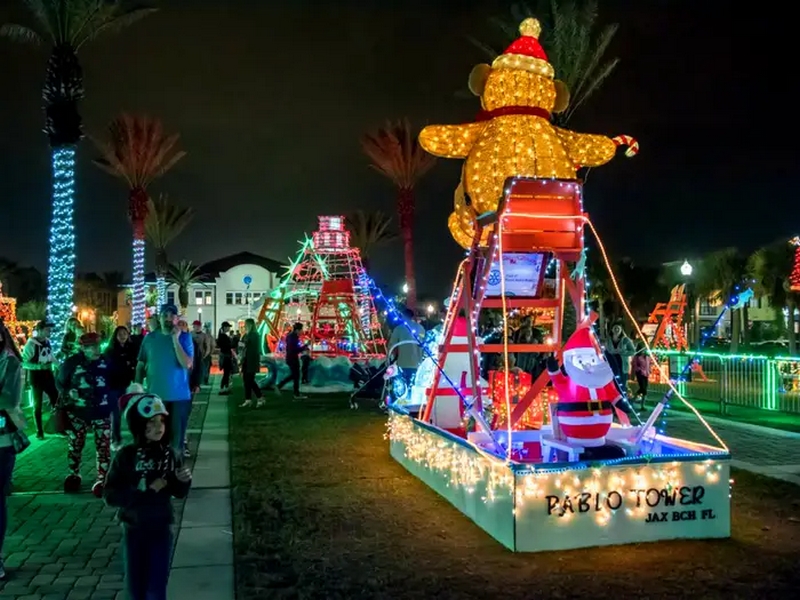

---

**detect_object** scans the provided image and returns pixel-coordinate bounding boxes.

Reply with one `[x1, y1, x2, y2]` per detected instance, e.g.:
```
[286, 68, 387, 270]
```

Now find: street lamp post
[680, 260, 698, 347]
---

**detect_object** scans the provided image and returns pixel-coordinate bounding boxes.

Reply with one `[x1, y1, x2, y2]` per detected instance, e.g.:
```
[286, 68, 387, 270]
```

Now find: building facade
[117, 251, 285, 333]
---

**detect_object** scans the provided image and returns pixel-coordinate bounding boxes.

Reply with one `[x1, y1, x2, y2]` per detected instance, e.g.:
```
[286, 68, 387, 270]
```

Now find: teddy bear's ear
[468, 64, 491, 96]
[553, 79, 570, 114]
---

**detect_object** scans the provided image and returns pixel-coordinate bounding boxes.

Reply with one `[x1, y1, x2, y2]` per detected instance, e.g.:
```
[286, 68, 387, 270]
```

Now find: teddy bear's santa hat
[492, 18, 555, 79]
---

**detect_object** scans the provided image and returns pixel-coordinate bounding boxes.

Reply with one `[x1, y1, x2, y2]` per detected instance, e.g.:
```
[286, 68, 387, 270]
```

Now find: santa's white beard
[563, 360, 614, 389]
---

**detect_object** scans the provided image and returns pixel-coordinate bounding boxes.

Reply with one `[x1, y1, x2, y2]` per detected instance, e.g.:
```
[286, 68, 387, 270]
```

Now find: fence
[646, 350, 800, 415]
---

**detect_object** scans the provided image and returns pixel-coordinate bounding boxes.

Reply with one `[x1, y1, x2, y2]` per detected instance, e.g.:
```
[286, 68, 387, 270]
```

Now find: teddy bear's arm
[419, 122, 485, 158]
[552, 127, 618, 168]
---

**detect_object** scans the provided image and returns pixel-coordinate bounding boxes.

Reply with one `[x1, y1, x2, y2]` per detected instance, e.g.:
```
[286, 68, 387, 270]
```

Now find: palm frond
[92, 113, 186, 190]
[74, 5, 157, 49]
[361, 119, 436, 189]
[346, 210, 397, 260]
[465, 34, 498, 61]
[168, 260, 205, 286]
[144, 194, 195, 253]
[0, 23, 43, 44]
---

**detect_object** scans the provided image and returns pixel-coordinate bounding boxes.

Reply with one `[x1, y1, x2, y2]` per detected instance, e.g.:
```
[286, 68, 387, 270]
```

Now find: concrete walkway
[665, 411, 800, 485]
[168, 387, 235, 599]
[0, 379, 234, 600]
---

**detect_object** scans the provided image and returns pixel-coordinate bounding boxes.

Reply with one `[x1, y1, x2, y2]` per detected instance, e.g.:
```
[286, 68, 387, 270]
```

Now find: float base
[388, 407, 731, 552]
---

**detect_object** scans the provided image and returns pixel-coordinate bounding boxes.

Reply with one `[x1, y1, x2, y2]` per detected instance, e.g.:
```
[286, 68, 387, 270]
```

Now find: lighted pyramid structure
[257, 216, 386, 358]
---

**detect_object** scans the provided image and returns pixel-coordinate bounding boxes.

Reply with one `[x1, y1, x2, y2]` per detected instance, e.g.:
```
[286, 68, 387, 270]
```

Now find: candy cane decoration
[612, 135, 639, 157]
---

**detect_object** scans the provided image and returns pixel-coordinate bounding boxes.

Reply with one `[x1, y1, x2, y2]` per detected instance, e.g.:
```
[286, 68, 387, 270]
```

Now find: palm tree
[749, 240, 798, 354]
[346, 210, 397, 272]
[694, 248, 747, 353]
[361, 120, 436, 309]
[144, 194, 195, 306]
[1, 1, 156, 342]
[467, 0, 618, 126]
[168, 260, 204, 315]
[92, 114, 186, 326]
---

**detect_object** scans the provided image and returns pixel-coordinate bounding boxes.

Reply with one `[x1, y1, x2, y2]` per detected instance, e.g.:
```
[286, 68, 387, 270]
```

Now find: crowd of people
[0, 302, 261, 596]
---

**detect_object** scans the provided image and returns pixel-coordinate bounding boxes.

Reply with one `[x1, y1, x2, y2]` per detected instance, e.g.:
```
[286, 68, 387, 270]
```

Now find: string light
[789, 236, 800, 292]
[130, 238, 146, 326]
[47, 147, 77, 344]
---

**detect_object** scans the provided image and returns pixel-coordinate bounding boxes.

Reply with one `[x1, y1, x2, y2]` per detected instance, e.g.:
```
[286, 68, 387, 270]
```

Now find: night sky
[0, 0, 796, 297]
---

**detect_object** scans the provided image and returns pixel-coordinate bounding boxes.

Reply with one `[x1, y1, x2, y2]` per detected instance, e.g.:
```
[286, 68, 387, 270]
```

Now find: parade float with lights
[254, 216, 386, 388]
[386, 18, 731, 552]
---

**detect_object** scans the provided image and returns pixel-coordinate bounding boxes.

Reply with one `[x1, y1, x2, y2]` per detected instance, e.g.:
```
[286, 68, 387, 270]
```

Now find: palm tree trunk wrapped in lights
[1, 1, 156, 342]
[144, 195, 195, 306]
[361, 121, 436, 310]
[92, 115, 186, 326]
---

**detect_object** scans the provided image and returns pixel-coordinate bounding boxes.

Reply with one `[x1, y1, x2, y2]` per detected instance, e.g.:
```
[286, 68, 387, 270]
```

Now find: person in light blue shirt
[134, 304, 194, 454]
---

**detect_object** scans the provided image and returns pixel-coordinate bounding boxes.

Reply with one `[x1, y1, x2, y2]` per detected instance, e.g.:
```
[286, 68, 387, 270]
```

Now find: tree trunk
[46, 146, 78, 345]
[397, 188, 416, 310]
[179, 286, 188, 315]
[129, 187, 149, 327]
[155, 249, 168, 307]
[730, 307, 740, 353]
[741, 303, 750, 349]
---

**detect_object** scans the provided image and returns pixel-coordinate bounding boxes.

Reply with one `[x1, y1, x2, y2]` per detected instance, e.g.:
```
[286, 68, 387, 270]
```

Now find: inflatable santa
[547, 326, 630, 447]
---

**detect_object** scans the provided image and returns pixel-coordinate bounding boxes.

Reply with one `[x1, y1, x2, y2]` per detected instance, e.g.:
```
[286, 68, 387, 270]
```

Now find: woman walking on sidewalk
[0, 320, 26, 580]
[240, 318, 265, 407]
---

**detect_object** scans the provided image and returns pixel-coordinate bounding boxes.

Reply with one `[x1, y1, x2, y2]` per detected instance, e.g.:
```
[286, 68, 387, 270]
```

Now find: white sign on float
[485, 253, 545, 297]
[514, 460, 731, 552]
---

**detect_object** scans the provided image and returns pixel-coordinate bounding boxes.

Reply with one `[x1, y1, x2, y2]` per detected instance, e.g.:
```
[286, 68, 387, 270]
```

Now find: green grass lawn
[229, 388, 800, 600]
[665, 396, 800, 433]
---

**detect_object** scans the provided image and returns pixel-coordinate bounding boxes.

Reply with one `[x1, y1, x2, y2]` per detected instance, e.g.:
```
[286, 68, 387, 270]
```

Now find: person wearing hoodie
[57, 332, 114, 496]
[104, 388, 191, 600]
[21, 319, 58, 439]
[0, 320, 25, 581]
[106, 326, 138, 450]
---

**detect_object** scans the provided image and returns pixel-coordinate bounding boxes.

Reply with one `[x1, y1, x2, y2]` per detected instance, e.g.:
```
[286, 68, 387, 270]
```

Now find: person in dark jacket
[104, 388, 191, 600]
[216, 322, 234, 394]
[106, 326, 137, 449]
[21, 319, 58, 439]
[239, 318, 265, 407]
[277, 322, 308, 400]
[57, 332, 114, 496]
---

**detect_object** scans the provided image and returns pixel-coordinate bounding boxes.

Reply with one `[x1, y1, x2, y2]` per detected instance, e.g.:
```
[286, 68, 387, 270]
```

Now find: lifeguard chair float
[421, 178, 589, 457]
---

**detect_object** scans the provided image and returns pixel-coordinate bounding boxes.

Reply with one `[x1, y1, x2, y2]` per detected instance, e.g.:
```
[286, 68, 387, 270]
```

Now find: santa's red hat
[492, 18, 554, 79]
[562, 328, 596, 360]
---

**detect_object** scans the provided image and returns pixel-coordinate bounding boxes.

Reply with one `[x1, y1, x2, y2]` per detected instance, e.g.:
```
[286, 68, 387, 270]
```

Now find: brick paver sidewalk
[1, 388, 211, 600]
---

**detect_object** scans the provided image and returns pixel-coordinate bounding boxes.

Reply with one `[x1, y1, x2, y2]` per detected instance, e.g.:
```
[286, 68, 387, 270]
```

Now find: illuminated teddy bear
[419, 18, 637, 248]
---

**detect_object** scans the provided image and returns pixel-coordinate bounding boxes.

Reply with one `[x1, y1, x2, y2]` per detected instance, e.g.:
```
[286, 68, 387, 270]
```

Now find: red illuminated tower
[257, 216, 386, 358]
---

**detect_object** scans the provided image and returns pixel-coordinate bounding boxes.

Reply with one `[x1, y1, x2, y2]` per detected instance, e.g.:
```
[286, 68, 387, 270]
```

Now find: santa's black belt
[556, 401, 613, 412]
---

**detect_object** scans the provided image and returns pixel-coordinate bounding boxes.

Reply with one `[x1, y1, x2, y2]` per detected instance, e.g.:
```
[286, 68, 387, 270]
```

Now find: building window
[195, 290, 204, 305]
[226, 292, 234, 305]
[235, 292, 243, 305]
[699, 299, 717, 316]
[203, 290, 213, 305]
[167, 291, 175, 305]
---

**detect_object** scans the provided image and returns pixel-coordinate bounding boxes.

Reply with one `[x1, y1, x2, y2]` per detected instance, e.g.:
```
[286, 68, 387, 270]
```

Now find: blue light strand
[156, 276, 167, 309]
[366, 277, 475, 414]
[46, 147, 76, 345]
[647, 284, 746, 447]
[131, 238, 146, 326]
